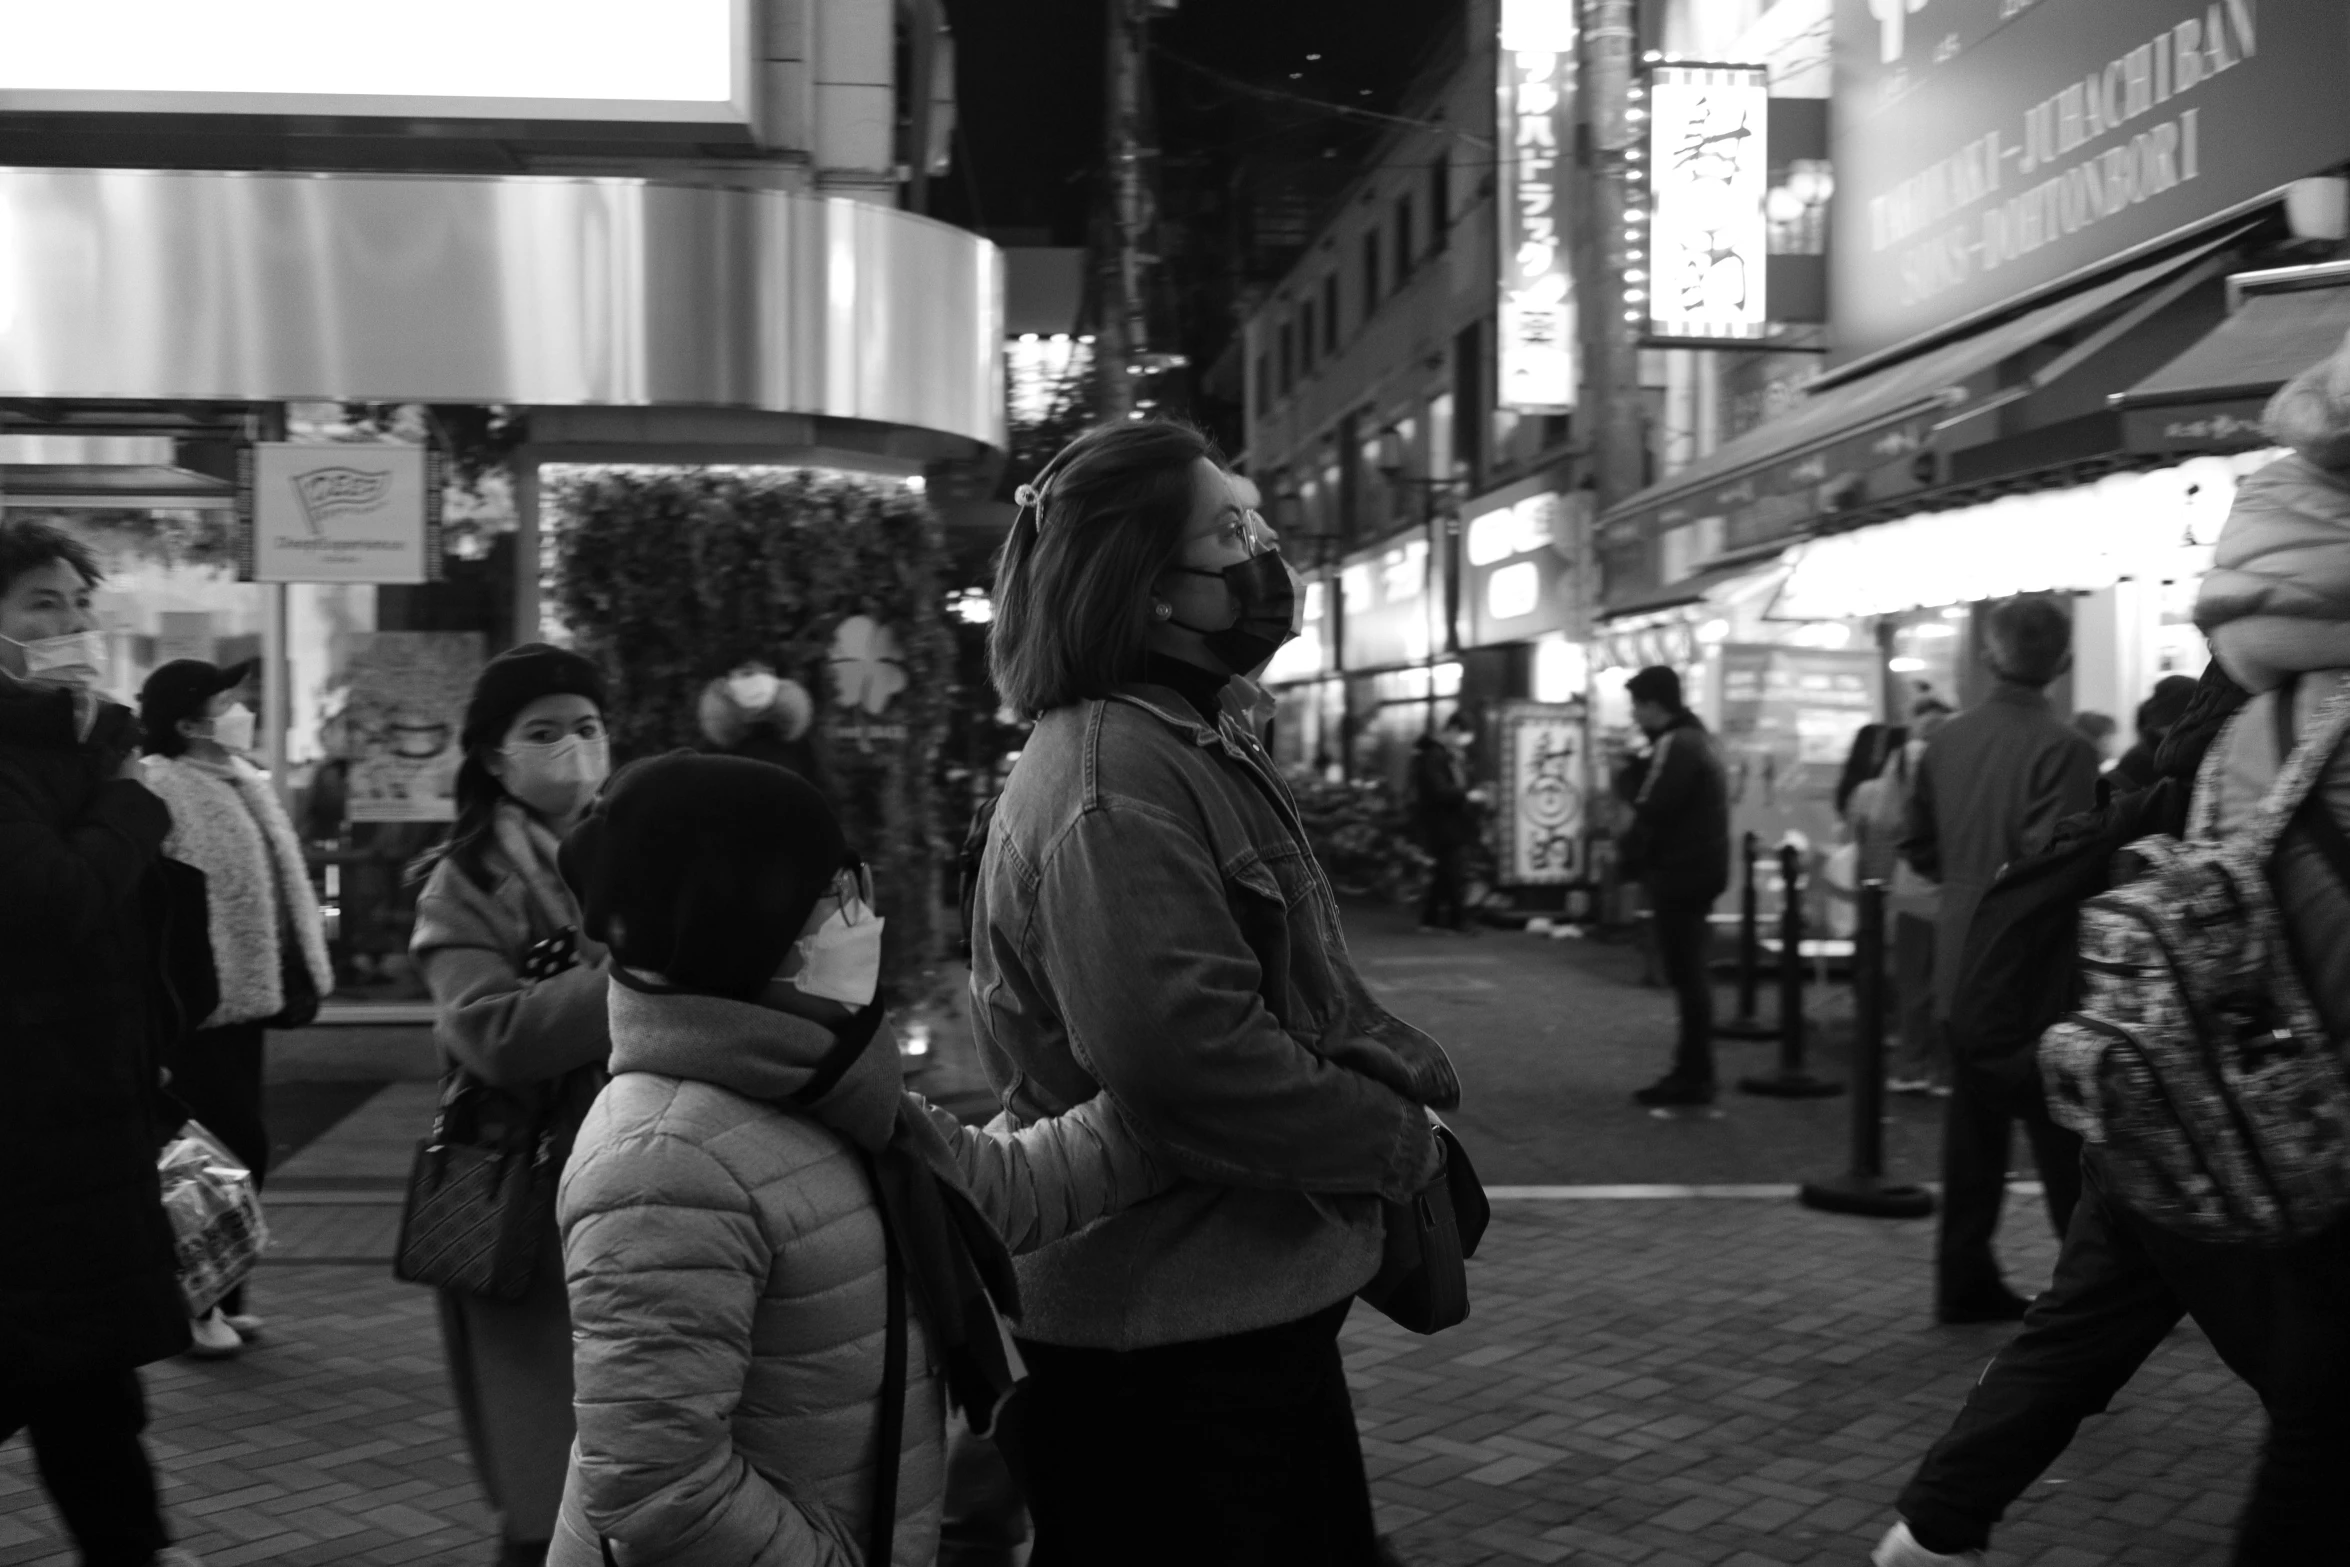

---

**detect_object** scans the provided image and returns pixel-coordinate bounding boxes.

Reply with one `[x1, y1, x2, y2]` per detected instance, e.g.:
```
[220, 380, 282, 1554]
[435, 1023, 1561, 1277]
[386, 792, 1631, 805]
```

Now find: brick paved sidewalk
[2, 1182, 2258, 1566]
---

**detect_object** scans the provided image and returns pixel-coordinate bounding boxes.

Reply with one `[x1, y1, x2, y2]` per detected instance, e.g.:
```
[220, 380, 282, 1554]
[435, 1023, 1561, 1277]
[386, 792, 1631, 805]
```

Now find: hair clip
[1014, 483, 1041, 509]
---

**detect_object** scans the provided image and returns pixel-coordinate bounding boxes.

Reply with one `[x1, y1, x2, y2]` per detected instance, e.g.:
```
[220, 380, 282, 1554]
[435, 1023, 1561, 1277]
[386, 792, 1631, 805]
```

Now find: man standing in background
[1901, 595, 2100, 1324]
[1614, 665, 1731, 1109]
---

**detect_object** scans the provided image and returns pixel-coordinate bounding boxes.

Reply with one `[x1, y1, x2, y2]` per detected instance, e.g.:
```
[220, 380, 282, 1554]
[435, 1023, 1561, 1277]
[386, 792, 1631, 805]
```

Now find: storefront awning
[1600, 554, 1784, 622]
[2114, 268, 2350, 454]
[1596, 235, 2246, 614]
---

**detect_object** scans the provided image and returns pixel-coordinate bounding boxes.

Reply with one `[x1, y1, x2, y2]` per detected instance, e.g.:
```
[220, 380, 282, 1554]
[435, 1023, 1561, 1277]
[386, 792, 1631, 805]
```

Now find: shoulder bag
[1358, 1122, 1491, 1334]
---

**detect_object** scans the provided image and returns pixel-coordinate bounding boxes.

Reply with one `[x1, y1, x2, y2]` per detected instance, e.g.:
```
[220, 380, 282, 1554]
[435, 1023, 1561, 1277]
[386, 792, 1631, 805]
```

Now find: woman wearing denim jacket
[972, 420, 1458, 1565]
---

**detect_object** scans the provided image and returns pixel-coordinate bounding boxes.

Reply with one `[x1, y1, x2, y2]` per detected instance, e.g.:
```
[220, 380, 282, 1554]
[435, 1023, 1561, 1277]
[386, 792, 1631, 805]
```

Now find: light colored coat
[141, 752, 332, 1027]
[550, 983, 1163, 1567]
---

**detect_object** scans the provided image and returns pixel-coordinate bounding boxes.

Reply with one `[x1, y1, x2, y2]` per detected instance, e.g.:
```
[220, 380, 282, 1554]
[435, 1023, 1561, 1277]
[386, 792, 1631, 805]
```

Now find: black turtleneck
[1139, 651, 1230, 728]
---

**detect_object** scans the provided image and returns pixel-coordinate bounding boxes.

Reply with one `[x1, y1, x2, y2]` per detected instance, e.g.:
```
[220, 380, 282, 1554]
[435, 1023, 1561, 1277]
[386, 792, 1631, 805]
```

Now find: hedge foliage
[545, 466, 952, 999]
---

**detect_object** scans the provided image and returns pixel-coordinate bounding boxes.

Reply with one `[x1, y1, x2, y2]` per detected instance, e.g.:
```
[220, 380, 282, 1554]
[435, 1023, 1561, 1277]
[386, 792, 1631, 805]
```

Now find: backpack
[2038, 680, 2350, 1245]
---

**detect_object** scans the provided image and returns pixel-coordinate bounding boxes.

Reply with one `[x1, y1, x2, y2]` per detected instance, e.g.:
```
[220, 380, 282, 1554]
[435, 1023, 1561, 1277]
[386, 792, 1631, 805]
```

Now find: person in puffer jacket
[546, 754, 1167, 1567]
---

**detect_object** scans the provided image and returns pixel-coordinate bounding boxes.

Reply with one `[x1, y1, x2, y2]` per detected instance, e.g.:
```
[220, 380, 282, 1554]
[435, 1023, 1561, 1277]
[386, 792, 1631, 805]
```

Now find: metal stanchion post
[1716, 830, 1775, 1039]
[1801, 880, 1934, 1216]
[1738, 843, 1843, 1099]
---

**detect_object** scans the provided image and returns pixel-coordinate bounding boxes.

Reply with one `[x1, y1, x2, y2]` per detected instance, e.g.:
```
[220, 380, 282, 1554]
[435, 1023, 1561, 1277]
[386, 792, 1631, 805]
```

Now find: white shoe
[184, 1308, 242, 1360]
[219, 1312, 264, 1339]
[1872, 1519, 1985, 1566]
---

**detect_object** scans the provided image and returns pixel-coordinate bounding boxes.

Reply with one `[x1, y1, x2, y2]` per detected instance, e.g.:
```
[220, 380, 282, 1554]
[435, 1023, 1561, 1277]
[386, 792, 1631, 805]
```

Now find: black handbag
[391, 1071, 559, 1301]
[1358, 1124, 1490, 1335]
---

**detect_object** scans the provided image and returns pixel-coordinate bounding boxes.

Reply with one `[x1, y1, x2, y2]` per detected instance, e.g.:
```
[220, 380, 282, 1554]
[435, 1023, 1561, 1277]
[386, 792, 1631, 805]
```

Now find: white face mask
[206, 702, 257, 753]
[2, 628, 107, 689]
[501, 733, 612, 819]
[775, 865, 886, 1008]
[728, 670, 782, 711]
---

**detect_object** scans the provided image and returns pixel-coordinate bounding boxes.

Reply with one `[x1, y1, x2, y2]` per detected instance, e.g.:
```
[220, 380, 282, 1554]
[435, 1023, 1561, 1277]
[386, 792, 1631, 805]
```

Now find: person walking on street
[1612, 665, 1731, 1109]
[0, 519, 207, 1567]
[1877, 357, 2350, 1558]
[1900, 595, 2099, 1324]
[1848, 697, 1952, 1094]
[973, 421, 1456, 1566]
[138, 659, 335, 1358]
[1411, 711, 1480, 933]
[545, 754, 1170, 1567]
[408, 643, 616, 1567]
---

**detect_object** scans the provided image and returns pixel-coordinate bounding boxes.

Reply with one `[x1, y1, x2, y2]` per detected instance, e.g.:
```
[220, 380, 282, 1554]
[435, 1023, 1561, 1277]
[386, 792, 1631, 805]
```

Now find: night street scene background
[3, 2, 2349, 1565]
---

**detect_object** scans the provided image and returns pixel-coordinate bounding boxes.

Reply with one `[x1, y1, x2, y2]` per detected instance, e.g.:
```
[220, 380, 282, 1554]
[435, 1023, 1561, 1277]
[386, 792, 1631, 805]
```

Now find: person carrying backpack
[1873, 346, 2350, 1566]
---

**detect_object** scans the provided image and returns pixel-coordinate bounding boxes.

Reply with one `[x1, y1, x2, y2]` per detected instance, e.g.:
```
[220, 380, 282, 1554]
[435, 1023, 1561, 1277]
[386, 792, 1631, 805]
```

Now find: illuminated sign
[1462, 486, 1587, 648]
[1261, 577, 1333, 684]
[1497, 0, 1579, 412]
[1648, 63, 1771, 340]
[0, 1, 751, 127]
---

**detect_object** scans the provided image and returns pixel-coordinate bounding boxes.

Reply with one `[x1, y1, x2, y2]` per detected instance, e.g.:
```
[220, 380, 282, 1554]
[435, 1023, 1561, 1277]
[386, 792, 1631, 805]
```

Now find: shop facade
[1592, 0, 2350, 869]
[0, 6, 1002, 1013]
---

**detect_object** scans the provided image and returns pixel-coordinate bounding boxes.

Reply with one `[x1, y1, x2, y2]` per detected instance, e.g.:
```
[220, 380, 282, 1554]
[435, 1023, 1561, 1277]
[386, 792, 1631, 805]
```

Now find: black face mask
[1168, 551, 1303, 675]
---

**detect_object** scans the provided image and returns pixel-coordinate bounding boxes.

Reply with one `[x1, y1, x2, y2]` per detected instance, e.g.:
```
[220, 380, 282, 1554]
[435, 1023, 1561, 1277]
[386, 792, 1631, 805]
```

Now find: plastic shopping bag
[158, 1121, 269, 1315]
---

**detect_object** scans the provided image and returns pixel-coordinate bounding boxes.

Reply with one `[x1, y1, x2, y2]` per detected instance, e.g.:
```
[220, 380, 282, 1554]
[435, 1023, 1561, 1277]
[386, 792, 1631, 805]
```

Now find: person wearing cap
[546, 753, 1169, 1567]
[137, 658, 335, 1358]
[0, 518, 209, 1567]
[408, 642, 616, 1567]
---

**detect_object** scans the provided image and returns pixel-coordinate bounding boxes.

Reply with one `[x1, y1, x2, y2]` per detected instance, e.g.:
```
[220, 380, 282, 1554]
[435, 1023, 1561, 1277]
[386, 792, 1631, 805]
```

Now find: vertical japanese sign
[1648, 63, 1770, 340]
[1497, 0, 1578, 412]
[1498, 700, 1586, 883]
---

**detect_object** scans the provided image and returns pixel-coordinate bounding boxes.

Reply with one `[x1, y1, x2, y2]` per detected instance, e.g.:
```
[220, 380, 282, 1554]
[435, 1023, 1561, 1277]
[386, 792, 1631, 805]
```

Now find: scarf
[491, 798, 605, 960]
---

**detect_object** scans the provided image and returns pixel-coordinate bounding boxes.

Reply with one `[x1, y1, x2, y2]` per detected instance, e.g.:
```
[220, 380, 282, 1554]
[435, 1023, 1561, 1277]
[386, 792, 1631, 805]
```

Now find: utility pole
[1581, 0, 1645, 511]
[1097, 0, 1145, 420]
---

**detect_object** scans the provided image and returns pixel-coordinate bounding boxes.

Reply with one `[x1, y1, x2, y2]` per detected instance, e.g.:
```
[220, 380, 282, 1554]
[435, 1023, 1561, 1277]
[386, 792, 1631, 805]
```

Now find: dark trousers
[0, 1366, 170, 1566]
[1936, 1050, 2082, 1306]
[1649, 897, 1717, 1086]
[1419, 843, 1467, 929]
[1013, 1298, 1377, 1567]
[1899, 1154, 2350, 1563]
[171, 1021, 268, 1316]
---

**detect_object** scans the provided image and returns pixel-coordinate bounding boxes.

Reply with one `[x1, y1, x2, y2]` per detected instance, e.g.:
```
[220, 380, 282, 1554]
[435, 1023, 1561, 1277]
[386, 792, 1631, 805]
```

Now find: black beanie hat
[461, 643, 607, 754]
[560, 751, 848, 1001]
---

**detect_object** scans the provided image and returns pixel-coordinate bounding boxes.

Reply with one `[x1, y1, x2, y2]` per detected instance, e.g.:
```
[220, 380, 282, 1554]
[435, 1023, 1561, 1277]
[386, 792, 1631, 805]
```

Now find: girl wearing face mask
[137, 659, 336, 1358]
[407, 643, 615, 1567]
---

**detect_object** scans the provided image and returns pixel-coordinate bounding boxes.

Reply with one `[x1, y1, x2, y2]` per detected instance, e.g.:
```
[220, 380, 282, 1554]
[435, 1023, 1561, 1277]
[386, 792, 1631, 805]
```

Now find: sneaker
[184, 1308, 242, 1360]
[1632, 1076, 1717, 1108]
[1872, 1519, 1985, 1566]
[220, 1312, 265, 1339]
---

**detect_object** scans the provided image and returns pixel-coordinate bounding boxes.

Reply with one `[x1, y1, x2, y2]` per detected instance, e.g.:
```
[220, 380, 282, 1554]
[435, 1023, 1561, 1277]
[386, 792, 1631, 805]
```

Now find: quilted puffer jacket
[2197, 334, 2350, 693]
[549, 981, 1164, 1567]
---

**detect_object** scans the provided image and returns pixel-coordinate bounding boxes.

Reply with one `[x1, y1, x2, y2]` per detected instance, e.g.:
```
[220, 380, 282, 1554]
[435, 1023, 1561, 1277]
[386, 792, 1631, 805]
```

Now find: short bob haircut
[988, 420, 1219, 718]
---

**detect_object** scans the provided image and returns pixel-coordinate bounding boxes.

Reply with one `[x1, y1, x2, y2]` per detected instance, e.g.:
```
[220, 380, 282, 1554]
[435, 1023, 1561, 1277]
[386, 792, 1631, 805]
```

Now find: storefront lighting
[1889, 656, 1928, 673]
[1777, 453, 2285, 621]
[903, 474, 926, 494]
[1696, 617, 1729, 644]
[1910, 621, 1956, 639]
[1938, 606, 1969, 620]
[949, 589, 994, 624]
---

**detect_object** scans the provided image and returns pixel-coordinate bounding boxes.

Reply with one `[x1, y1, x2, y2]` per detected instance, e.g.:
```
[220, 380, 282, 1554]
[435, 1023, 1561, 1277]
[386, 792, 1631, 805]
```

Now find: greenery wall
[546, 467, 952, 999]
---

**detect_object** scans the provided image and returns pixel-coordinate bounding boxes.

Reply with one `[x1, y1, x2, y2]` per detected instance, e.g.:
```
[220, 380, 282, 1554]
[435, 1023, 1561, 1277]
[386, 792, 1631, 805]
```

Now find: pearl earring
[1153, 602, 1172, 620]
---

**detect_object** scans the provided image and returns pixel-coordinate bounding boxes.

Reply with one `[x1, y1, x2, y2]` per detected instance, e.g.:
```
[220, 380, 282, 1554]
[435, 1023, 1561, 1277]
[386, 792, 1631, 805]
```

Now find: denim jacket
[971, 678, 1457, 1349]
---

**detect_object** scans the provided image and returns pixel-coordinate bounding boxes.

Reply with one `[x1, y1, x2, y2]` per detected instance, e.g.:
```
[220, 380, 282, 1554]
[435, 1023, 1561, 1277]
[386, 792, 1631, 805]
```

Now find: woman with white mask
[137, 659, 334, 1358]
[407, 643, 615, 1567]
